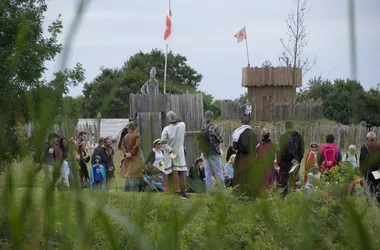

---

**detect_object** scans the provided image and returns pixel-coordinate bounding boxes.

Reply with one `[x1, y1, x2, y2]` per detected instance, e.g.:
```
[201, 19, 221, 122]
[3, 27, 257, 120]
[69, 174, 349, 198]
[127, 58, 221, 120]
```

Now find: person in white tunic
[161, 111, 189, 199]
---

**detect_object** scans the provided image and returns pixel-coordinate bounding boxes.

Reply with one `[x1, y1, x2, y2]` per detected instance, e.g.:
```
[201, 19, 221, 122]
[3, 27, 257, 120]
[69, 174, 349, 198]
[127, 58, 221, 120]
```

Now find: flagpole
[163, 0, 171, 94]
[164, 42, 168, 94]
[245, 27, 250, 68]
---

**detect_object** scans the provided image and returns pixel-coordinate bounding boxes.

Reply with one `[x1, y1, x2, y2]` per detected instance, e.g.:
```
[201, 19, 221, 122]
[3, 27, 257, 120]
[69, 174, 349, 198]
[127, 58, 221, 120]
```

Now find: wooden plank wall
[247, 86, 296, 120]
[218, 98, 323, 122]
[266, 99, 324, 121]
[136, 112, 201, 166]
[129, 94, 204, 131]
[218, 123, 372, 154]
[219, 100, 242, 119]
[242, 66, 302, 87]
[131, 94, 204, 166]
[137, 112, 162, 157]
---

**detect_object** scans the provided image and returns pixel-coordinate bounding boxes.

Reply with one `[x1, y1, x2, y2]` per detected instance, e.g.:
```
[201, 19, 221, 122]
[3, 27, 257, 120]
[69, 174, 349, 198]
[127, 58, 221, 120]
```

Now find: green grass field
[1, 158, 380, 250]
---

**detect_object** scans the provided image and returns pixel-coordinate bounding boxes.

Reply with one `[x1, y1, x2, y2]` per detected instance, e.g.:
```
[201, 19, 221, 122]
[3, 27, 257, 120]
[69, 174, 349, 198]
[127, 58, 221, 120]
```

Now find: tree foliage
[298, 78, 380, 125]
[0, 0, 85, 171]
[234, 92, 248, 105]
[82, 49, 203, 118]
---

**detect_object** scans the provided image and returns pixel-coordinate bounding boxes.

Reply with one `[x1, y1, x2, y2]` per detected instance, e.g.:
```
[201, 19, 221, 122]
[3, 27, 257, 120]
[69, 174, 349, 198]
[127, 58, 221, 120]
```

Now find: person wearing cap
[161, 111, 189, 199]
[90, 155, 106, 190]
[255, 128, 276, 196]
[145, 139, 164, 169]
[199, 110, 225, 192]
[145, 139, 165, 181]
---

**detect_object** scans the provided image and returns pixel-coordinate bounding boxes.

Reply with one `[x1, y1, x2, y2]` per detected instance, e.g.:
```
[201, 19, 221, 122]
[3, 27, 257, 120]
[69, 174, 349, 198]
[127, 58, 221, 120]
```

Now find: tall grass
[2, 0, 380, 249]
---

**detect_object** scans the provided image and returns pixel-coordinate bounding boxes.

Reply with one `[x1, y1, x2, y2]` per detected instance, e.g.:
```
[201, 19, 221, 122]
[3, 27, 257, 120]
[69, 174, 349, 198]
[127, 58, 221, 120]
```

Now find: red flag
[164, 9, 172, 40]
[234, 27, 247, 43]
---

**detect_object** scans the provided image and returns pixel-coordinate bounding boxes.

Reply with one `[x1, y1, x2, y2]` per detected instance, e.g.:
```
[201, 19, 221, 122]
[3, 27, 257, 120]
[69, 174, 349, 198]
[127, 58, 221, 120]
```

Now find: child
[90, 155, 106, 190]
[224, 154, 235, 187]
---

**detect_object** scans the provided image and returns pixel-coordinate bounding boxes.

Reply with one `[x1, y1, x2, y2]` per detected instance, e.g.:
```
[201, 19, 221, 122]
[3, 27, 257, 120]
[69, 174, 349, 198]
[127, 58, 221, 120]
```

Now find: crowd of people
[33, 110, 380, 204]
[35, 132, 115, 191]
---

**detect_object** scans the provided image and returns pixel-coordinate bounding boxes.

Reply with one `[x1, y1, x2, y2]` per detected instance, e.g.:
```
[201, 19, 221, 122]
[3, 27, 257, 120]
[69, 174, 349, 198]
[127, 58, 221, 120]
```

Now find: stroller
[142, 170, 165, 192]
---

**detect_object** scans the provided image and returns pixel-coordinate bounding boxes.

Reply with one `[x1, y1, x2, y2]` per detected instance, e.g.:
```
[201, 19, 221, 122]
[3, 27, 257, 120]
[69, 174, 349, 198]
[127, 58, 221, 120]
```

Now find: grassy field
[1, 159, 380, 250]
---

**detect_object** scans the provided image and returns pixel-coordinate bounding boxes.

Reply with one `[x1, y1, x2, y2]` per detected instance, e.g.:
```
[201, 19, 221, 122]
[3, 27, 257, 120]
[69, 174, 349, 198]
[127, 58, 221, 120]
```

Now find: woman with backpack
[343, 145, 358, 168]
[318, 134, 342, 172]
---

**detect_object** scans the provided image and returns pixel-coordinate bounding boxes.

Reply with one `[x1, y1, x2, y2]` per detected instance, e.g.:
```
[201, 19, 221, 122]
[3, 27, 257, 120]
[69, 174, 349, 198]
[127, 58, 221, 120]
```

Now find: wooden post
[96, 112, 101, 143]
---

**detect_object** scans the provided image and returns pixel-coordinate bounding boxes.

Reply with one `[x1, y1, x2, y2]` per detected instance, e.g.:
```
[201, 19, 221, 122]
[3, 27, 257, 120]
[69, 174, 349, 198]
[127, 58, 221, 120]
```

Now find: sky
[42, 0, 380, 100]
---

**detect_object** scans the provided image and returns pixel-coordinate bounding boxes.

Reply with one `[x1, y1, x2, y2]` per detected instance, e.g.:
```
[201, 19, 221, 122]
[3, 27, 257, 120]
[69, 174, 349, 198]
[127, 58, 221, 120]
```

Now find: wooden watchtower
[242, 66, 302, 121]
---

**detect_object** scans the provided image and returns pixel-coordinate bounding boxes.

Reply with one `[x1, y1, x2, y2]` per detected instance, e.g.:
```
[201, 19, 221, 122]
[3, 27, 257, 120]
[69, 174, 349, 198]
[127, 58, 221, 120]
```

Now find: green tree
[299, 77, 370, 124]
[200, 91, 220, 118]
[125, 49, 203, 88]
[234, 92, 248, 104]
[0, 1, 85, 171]
[0, 0, 63, 170]
[82, 49, 204, 118]
[363, 84, 380, 126]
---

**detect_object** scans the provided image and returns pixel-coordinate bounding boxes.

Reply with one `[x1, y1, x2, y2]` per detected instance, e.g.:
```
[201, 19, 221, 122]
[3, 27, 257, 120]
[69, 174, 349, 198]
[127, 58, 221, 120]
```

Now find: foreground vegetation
[0, 162, 380, 250]
[1, 1, 377, 249]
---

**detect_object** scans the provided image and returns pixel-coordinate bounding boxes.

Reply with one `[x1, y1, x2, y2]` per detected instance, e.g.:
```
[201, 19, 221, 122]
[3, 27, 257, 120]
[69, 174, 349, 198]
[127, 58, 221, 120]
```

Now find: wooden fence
[136, 112, 201, 165]
[129, 94, 204, 131]
[25, 121, 104, 150]
[219, 100, 242, 119]
[266, 99, 323, 121]
[218, 123, 374, 154]
[219, 99, 323, 121]
[130, 94, 204, 165]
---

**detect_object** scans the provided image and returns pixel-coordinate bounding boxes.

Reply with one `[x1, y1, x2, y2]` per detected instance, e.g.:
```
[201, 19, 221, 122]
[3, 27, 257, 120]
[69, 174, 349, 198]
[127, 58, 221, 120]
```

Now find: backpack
[284, 133, 300, 159]
[322, 146, 337, 169]
[197, 123, 212, 154]
[345, 153, 357, 162]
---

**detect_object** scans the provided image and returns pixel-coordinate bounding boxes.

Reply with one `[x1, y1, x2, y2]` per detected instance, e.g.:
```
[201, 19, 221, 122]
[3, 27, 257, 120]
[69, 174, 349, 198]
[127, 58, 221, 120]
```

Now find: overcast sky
[43, 0, 379, 100]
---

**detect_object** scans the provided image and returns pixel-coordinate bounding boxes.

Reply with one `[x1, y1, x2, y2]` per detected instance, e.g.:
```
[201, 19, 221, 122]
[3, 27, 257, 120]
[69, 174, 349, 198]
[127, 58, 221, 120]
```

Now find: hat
[205, 111, 214, 122]
[153, 139, 161, 145]
[95, 155, 101, 160]
[310, 142, 318, 147]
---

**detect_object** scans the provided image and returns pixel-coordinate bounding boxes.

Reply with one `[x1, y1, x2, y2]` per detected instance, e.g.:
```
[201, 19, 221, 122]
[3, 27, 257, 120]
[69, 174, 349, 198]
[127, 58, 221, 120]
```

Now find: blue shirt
[93, 165, 103, 181]
[224, 163, 234, 179]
